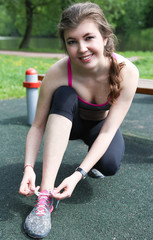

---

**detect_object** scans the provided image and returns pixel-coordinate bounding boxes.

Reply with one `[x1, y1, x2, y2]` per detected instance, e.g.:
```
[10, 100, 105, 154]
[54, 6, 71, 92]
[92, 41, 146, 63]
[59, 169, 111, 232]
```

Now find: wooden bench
[38, 74, 45, 81]
[38, 74, 153, 95]
[136, 79, 153, 95]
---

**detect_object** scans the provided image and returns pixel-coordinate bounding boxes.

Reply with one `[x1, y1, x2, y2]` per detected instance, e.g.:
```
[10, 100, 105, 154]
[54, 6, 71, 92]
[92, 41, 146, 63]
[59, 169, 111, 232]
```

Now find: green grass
[0, 55, 58, 99]
[0, 51, 153, 100]
[120, 51, 153, 79]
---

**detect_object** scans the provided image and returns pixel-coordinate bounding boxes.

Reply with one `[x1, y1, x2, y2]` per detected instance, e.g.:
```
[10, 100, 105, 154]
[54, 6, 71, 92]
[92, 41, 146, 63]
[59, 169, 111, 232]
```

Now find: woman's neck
[71, 56, 110, 80]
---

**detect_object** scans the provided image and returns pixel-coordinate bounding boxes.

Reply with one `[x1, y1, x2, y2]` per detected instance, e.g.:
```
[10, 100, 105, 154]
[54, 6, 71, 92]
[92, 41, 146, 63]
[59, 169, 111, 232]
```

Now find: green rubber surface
[0, 94, 152, 240]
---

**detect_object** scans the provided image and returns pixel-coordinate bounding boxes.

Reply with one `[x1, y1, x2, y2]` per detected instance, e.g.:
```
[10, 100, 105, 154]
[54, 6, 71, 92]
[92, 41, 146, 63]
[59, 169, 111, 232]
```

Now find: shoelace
[35, 195, 51, 216]
[34, 190, 60, 214]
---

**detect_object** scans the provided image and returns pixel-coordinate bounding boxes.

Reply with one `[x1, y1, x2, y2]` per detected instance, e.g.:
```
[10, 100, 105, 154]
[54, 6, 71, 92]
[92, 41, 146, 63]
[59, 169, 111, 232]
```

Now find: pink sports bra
[67, 58, 111, 111]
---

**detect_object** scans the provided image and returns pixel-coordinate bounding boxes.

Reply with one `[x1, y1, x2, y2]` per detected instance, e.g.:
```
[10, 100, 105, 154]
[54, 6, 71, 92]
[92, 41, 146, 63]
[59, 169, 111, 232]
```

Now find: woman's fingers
[52, 178, 74, 200]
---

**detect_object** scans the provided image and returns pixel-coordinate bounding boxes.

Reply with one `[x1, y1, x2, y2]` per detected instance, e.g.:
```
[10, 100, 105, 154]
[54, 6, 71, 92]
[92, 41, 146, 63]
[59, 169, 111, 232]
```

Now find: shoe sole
[24, 223, 51, 239]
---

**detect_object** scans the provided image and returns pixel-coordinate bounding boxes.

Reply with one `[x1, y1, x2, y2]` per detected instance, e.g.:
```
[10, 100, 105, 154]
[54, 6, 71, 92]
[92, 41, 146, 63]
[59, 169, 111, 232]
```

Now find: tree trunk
[19, 0, 33, 49]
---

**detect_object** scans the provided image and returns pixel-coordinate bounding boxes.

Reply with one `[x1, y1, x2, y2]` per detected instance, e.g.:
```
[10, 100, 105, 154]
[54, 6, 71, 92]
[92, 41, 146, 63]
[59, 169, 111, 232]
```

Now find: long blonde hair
[58, 2, 125, 103]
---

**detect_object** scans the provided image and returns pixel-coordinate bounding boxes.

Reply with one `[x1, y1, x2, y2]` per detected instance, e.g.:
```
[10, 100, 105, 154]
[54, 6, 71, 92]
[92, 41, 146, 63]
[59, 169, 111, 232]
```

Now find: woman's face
[64, 19, 107, 69]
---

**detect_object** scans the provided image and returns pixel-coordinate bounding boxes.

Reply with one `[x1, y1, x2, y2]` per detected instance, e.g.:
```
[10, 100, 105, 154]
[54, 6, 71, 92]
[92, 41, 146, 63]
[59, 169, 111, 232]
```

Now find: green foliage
[0, 0, 153, 50]
[1, 0, 75, 37]
[117, 28, 153, 51]
[143, 0, 153, 28]
[1, 0, 152, 38]
[32, 1, 61, 37]
[91, 0, 126, 28]
[0, 6, 17, 35]
[119, 0, 146, 32]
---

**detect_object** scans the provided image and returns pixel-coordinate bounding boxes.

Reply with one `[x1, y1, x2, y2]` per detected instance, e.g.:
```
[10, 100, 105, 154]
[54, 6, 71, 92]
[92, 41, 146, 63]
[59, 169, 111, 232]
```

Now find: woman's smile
[79, 53, 94, 63]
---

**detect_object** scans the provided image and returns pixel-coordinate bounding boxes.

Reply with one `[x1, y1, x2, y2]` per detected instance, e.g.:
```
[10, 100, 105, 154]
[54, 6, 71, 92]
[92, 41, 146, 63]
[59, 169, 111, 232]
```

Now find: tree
[19, 0, 52, 48]
[19, 0, 34, 48]
[3, 0, 54, 48]
[11, 0, 73, 48]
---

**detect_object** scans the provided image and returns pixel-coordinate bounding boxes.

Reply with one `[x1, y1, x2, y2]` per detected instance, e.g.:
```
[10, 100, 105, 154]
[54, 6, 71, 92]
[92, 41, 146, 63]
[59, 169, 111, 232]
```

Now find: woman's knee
[51, 86, 78, 105]
[95, 135, 125, 176]
[50, 86, 78, 121]
[99, 157, 121, 176]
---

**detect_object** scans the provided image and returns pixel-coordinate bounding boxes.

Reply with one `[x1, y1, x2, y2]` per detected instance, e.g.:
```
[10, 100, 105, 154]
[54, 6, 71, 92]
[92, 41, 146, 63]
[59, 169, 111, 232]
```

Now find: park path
[0, 50, 66, 59]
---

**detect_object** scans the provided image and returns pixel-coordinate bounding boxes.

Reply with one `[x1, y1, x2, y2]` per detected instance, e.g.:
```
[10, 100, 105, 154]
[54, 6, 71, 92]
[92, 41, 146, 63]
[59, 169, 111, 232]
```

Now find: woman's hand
[51, 172, 82, 200]
[19, 167, 39, 197]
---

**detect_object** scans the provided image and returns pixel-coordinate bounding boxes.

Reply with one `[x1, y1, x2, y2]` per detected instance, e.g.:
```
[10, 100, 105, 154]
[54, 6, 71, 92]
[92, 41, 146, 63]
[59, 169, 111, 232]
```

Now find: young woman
[19, 2, 139, 239]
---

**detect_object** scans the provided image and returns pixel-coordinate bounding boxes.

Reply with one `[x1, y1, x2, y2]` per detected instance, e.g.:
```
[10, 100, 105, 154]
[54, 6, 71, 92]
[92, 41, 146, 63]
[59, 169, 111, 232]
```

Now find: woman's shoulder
[46, 56, 69, 79]
[115, 53, 139, 94]
[40, 56, 69, 91]
[115, 52, 139, 78]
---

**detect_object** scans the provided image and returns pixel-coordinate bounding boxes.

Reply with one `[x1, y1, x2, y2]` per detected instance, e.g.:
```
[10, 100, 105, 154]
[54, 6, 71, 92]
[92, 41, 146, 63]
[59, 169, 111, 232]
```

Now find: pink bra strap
[113, 52, 117, 60]
[67, 58, 72, 87]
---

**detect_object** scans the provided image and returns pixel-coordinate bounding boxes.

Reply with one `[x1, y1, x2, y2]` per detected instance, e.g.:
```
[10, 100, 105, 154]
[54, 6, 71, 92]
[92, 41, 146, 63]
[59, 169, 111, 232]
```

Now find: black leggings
[50, 86, 125, 176]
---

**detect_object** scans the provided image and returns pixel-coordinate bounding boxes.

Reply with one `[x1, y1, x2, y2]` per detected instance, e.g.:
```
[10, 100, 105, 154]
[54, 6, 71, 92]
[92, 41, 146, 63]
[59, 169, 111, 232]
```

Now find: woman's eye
[86, 36, 94, 41]
[67, 40, 77, 45]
